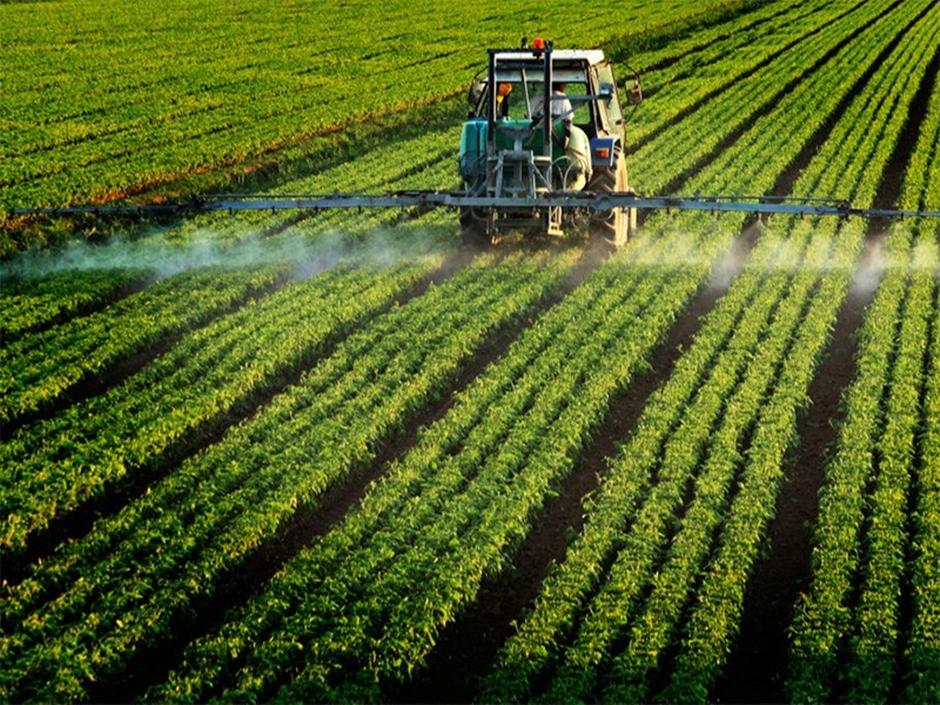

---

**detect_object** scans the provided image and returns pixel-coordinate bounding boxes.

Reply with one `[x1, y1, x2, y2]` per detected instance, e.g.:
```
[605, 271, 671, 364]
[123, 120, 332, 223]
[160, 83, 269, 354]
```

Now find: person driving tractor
[530, 82, 573, 126]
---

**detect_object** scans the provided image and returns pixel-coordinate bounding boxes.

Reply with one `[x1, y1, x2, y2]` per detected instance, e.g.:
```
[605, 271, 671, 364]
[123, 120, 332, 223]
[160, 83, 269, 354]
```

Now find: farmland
[2, 0, 940, 702]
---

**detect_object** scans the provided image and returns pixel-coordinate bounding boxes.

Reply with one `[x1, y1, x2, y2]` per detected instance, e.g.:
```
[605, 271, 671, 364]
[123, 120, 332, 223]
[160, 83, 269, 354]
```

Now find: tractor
[457, 38, 642, 247]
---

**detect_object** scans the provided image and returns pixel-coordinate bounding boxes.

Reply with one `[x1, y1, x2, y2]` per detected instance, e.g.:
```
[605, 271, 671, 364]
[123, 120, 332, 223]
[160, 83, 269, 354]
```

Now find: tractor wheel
[588, 150, 633, 248]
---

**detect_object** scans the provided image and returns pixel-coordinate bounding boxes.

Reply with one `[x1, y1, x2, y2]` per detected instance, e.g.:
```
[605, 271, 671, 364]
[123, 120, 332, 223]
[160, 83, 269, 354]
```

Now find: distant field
[3, 0, 940, 703]
[0, 0, 751, 218]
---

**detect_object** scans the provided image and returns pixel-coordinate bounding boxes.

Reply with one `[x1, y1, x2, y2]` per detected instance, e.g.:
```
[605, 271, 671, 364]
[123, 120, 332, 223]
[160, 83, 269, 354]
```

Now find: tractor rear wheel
[588, 149, 633, 248]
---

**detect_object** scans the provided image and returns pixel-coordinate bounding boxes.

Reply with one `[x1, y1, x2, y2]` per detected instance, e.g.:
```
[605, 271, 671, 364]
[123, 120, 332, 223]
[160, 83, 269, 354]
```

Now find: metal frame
[14, 192, 940, 220]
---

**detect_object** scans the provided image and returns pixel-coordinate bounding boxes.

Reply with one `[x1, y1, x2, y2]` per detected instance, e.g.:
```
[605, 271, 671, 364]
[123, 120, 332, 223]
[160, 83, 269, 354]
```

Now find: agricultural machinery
[13, 39, 940, 244]
[456, 37, 643, 247]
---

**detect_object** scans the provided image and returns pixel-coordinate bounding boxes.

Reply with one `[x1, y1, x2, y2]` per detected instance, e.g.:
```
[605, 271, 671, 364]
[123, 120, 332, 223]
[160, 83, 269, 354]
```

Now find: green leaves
[786, 5, 940, 700]
[150, 230, 716, 702]
[0, 249, 573, 702]
[0, 266, 283, 426]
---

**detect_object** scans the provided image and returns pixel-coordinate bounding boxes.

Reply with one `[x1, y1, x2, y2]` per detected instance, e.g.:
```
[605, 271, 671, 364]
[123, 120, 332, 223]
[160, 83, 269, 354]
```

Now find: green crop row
[788, 7, 940, 698]
[541, 224, 816, 705]
[901, 44, 940, 700]
[0, 267, 148, 342]
[476, 225, 787, 702]
[630, 0, 821, 75]
[0, 248, 574, 702]
[786, 244, 906, 701]
[628, 0, 859, 146]
[789, 5, 937, 700]
[0, 258, 437, 555]
[146, 222, 721, 702]
[905, 241, 940, 704]
[659, 222, 857, 702]
[597, 225, 827, 705]
[0, 265, 285, 425]
[667, 5, 940, 698]
[630, 0, 913, 195]
[479, 224, 811, 703]
[844, 246, 933, 703]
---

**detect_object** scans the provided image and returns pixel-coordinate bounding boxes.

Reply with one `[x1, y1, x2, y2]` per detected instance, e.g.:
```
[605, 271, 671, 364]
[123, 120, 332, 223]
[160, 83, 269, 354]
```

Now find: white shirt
[531, 90, 573, 123]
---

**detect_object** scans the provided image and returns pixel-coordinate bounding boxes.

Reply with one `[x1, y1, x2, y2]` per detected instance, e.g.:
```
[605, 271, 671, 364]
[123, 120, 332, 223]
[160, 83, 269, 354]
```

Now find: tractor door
[592, 63, 625, 143]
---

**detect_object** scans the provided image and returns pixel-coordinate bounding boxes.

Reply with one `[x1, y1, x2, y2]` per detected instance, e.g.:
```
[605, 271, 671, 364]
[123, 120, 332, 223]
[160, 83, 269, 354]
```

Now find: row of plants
[0, 264, 285, 425]
[145, 221, 729, 702]
[632, 0, 822, 73]
[630, 0, 920, 194]
[0, 267, 147, 341]
[552, 223, 818, 705]
[0, 248, 577, 702]
[662, 3, 940, 696]
[905, 237, 940, 704]
[481, 2, 939, 699]
[788, 9, 940, 698]
[476, 221, 790, 702]
[843, 236, 934, 702]
[786, 231, 906, 698]
[0, 258, 440, 555]
[654, 222, 856, 702]
[901, 54, 940, 701]
[628, 0, 860, 145]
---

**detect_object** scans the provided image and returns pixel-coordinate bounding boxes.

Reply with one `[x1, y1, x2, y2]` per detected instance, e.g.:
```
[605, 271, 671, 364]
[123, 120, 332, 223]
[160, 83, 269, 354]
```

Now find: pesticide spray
[0, 220, 452, 285]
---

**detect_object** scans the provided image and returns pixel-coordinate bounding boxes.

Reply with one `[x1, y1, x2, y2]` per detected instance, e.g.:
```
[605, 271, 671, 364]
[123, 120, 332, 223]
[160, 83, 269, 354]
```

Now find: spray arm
[11, 192, 940, 221]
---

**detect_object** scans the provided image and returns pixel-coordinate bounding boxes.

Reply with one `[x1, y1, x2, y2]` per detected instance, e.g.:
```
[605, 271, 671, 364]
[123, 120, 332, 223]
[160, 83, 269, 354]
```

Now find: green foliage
[0, 0, 754, 220]
[0, 265, 284, 426]
[3, 0, 940, 701]
[787, 3, 940, 701]
[0, 249, 571, 701]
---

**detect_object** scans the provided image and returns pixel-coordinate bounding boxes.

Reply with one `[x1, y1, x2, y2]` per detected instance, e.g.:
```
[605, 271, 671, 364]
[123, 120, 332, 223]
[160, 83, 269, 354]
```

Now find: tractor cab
[459, 39, 642, 246]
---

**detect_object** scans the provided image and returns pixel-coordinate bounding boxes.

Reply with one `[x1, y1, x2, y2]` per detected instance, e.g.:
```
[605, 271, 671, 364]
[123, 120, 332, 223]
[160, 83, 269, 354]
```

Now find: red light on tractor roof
[532, 37, 545, 50]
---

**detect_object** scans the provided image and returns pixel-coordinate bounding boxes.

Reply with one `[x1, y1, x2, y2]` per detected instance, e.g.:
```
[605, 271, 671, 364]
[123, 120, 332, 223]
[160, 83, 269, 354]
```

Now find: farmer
[531, 82, 573, 125]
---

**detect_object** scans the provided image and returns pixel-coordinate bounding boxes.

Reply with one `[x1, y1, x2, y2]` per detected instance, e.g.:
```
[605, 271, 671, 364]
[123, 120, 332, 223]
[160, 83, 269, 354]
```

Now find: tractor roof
[493, 48, 607, 66]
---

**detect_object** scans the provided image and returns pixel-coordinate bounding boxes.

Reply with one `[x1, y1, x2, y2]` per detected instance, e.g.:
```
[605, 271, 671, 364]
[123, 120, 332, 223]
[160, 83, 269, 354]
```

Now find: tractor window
[496, 84, 531, 120]
[596, 64, 623, 128]
[524, 82, 589, 125]
[565, 83, 590, 125]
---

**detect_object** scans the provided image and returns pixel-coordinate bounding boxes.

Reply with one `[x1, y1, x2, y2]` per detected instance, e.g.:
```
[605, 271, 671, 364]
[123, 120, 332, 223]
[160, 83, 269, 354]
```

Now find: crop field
[2, 0, 940, 702]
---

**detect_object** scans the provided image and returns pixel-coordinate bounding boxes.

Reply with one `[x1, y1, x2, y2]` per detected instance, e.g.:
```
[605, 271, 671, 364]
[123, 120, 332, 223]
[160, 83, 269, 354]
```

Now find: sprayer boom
[13, 191, 940, 221]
